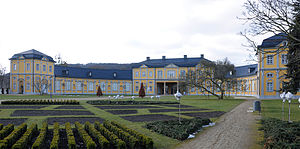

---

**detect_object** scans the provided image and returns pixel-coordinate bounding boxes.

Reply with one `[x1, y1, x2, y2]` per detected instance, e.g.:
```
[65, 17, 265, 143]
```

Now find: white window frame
[101, 82, 106, 91]
[158, 71, 163, 78]
[43, 65, 46, 72]
[167, 70, 176, 78]
[88, 81, 93, 91]
[76, 81, 82, 91]
[112, 83, 118, 91]
[49, 66, 52, 72]
[266, 55, 273, 65]
[36, 64, 40, 71]
[125, 82, 130, 92]
[149, 71, 153, 77]
[142, 71, 146, 77]
[266, 81, 273, 92]
[66, 81, 71, 91]
[13, 83, 16, 90]
[135, 72, 139, 77]
[13, 64, 16, 71]
[26, 63, 30, 71]
[55, 80, 60, 90]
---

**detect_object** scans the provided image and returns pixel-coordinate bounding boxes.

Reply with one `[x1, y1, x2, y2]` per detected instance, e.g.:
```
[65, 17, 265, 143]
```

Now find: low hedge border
[0, 124, 14, 139]
[103, 120, 138, 149]
[0, 123, 27, 148]
[32, 122, 48, 149]
[75, 122, 96, 149]
[84, 122, 109, 149]
[94, 121, 126, 149]
[12, 123, 38, 149]
[50, 122, 60, 149]
[2, 99, 79, 105]
[65, 122, 76, 149]
[111, 120, 153, 149]
[87, 100, 179, 105]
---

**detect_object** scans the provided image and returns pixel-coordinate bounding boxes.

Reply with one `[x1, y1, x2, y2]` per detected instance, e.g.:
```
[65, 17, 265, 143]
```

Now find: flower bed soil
[95, 105, 160, 109]
[11, 110, 95, 116]
[54, 105, 85, 109]
[47, 117, 105, 125]
[149, 108, 209, 113]
[105, 110, 138, 115]
[73, 128, 87, 149]
[161, 104, 195, 108]
[0, 105, 47, 109]
[181, 111, 226, 118]
[0, 118, 27, 125]
[59, 129, 69, 149]
[121, 114, 178, 122]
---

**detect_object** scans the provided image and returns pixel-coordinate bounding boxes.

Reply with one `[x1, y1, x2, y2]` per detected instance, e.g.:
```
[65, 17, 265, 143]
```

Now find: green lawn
[261, 99, 300, 121]
[0, 95, 245, 149]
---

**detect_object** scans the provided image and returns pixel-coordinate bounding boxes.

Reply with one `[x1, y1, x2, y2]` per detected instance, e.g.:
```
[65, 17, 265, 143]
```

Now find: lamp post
[174, 91, 182, 124]
[285, 92, 293, 123]
[280, 92, 286, 120]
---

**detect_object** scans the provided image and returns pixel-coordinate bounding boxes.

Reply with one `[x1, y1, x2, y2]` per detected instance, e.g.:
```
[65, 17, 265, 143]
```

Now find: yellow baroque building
[8, 34, 300, 98]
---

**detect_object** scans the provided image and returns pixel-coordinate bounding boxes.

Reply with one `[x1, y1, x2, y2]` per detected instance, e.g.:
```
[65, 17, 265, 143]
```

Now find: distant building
[8, 34, 300, 98]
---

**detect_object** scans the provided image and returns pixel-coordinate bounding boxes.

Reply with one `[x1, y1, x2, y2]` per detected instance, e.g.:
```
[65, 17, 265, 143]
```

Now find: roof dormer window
[113, 72, 117, 78]
[62, 70, 69, 75]
[88, 71, 92, 77]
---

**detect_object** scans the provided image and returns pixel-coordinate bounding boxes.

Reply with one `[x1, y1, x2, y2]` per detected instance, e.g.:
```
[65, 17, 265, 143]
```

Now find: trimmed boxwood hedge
[50, 122, 60, 149]
[111, 120, 153, 149]
[94, 121, 126, 149]
[146, 118, 211, 140]
[2, 99, 79, 105]
[75, 122, 96, 149]
[32, 122, 48, 149]
[65, 122, 76, 149]
[0, 124, 14, 139]
[84, 122, 109, 149]
[0, 123, 27, 148]
[261, 118, 300, 149]
[87, 100, 179, 105]
[12, 123, 38, 149]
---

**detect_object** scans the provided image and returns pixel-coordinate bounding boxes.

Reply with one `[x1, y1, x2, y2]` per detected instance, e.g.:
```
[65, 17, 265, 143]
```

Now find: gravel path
[177, 99, 260, 149]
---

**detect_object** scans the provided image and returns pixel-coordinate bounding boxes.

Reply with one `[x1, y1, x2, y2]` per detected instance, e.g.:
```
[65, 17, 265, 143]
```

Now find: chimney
[184, 55, 187, 59]
[146, 57, 150, 61]
[200, 54, 204, 58]
[162, 56, 166, 60]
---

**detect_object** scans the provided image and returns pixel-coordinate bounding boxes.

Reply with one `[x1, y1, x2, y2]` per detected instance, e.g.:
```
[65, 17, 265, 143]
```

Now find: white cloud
[0, 0, 272, 72]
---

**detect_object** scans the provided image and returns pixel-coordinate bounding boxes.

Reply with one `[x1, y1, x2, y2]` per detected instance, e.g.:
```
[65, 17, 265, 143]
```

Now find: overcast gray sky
[0, 0, 271, 72]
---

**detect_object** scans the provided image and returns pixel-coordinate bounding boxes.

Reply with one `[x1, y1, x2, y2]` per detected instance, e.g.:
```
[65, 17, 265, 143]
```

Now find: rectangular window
[158, 71, 163, 78]
[66, 81, 71, 91]
[89, 82, 93, 91]
[142, 71, 146, 77]
[149, 86, 152, 92]
[76, 81, 82, 91]
[13, 64, 16, 71]
[49, 66, 52, 72]
[167, 70, 176, 78]
[135, 86, 139, 92]
[55, 80, 60, 90]
[135, 72, 139, 77]
[26, 63, 30, 71]
[125, 82, 130, 92]
[281, 54, 288, 64]
[36, 64, 40, 71]
[13, 83, 16, 90]
[26, 82, 30, 90]
[112, 83, 118, 91]
[43, 65, 46, 72]
[266, 55, 273, 65]
[266, 82, 273, 92]
[149, 71, 153, 77]
[101, 82, 106, 91]
[191, 87, 195, 92]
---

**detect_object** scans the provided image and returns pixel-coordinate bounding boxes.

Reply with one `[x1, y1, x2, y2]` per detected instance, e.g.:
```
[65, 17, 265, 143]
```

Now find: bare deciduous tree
[183, 58, 236, 99]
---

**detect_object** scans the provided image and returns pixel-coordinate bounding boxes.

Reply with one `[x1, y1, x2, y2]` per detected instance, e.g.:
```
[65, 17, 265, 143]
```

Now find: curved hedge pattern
[0, 123, 27, 148]
[0, 124, 14, 140]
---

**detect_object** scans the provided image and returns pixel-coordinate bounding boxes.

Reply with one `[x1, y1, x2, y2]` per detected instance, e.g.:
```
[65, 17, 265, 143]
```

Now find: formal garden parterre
[0, 95, 245, 148]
